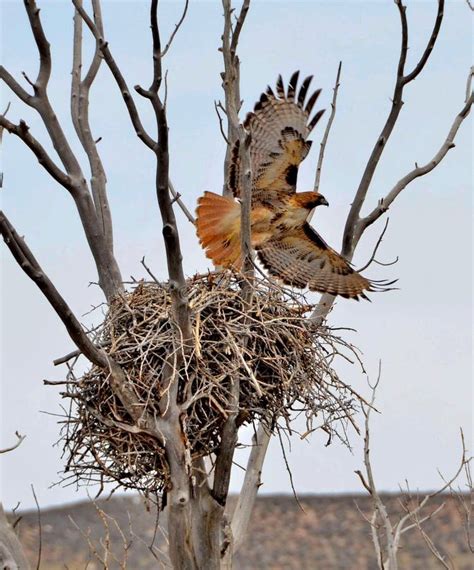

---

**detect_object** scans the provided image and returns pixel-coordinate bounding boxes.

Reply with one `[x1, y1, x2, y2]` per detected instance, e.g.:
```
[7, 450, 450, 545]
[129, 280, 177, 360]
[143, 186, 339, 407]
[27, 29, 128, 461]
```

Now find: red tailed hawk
[196, 72, 390, 300]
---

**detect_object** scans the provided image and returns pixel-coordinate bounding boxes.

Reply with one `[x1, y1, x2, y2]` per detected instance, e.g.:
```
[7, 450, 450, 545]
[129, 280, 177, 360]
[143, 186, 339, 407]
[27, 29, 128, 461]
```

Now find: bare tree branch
[18, 1, 84, 177]
[213, 0, 254, 513]
[0, 432, 26, 455]
[230, 0, 251, 57]
[356, 92, 473, 240]
[214, 100, 230, 144]
[221, 0, 253, 274]
[228, 424, 271, 553]
[0, 117, 122, 298]
[311, 1, 463, 326]
[360, 365, 399, 570]
[341, 0, 444, 259]
[169, 180, 196, 224]
[314, 61, 342, 192]
[357, 218, 396, 273]
[73, 0, 193, 230]
[30, 485, 42, 570]
[72, 0, 156, 151]
[0, 115, 74, 191]
[452, 460, 474, 554]
[72, 0, 114, 249]
[466, 0, 474, 11]
[220, 1, 251, 196]
[401, 1, 444, 85]
[466, 65, 474, 103]
[0, 431, 30, 569]
[0, 211, 107, 368]
[133, 0, 191, 341]
[160, 0, 189, 58]
[359, 369, 470, 570]
[1, 1, 124, 301]
[0, 67, 35, 106]
[23, 0, 51, 93]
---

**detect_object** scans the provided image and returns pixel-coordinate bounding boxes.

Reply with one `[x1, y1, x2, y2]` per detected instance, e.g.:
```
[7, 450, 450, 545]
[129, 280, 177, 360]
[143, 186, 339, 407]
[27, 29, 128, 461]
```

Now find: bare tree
[355, 370, 472, 570]
[0, 434, 31, 570]
[0, 1, 472, 569]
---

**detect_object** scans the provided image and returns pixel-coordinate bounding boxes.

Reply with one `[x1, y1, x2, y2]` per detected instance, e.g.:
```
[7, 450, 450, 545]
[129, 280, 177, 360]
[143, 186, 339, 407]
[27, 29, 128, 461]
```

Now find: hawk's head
[294, 191, 329, 210]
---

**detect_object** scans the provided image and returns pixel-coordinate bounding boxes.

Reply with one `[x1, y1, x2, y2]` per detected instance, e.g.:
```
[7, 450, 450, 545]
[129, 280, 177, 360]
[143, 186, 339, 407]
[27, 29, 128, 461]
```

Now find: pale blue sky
[1, 0, 472, 510]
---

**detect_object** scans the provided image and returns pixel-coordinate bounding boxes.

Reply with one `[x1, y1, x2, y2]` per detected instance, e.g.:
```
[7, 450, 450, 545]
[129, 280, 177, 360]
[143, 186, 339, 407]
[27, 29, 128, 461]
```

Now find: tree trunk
[168, 492, 223, 569]
[0, 504, 31, 570]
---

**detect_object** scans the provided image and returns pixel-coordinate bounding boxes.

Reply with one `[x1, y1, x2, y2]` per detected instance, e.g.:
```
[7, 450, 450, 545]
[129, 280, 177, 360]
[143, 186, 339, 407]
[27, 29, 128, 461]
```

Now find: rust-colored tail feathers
[196, 191, 242, 269]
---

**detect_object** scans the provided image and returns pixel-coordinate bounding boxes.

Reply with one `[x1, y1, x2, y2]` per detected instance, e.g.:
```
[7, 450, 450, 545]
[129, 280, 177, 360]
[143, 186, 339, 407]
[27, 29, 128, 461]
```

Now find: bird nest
[59, 272, 362, 495]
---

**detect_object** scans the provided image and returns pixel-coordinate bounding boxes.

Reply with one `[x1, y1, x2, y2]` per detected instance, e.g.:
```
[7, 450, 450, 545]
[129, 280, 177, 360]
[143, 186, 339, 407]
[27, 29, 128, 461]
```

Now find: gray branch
[359, 370, 470, 569]
[314, 61, 342, 192]
[1, 1, 123, 301]
[341, 0, 444, 259]
[214, 0, 255, 550]
[355, 92, 473, 241]
[0, 115, 74, 191]
[312, 0, 452, 323]
[0, 432, 26, 455]
[71, 0, 114, 250]
[228, 424, 271, 554]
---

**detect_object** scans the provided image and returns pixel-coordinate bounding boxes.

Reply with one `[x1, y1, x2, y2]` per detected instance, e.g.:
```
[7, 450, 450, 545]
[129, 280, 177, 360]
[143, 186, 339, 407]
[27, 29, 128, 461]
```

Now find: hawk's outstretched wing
[228, 71, 324, 201]
[256, 224, 390, 300]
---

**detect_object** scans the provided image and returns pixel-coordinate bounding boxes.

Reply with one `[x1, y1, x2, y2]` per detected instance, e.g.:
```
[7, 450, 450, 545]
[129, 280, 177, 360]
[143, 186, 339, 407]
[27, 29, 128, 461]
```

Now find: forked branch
[72, 0, 113, 247]
[358, 368, 470, 570]
[355, 90, 473, 242]
[0, 115, 74, 191]
[0, 432, 26, 455]
[1, 1, 124, 301]
[72, 0, 156, 151]
[342, 0, 445, 258]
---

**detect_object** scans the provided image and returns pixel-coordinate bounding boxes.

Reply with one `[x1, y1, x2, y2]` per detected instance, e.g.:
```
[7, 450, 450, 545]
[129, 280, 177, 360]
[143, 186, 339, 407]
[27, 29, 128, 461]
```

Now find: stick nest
[60, 272, 361, 495]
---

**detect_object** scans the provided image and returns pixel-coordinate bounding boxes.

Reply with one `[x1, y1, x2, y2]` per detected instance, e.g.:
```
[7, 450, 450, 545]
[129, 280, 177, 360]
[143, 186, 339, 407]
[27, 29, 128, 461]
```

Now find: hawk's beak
[320, 196, 329, 207]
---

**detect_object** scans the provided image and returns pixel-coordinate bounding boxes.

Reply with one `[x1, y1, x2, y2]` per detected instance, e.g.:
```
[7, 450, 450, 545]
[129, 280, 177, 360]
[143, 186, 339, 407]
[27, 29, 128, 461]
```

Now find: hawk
[196, 71, 389, 300]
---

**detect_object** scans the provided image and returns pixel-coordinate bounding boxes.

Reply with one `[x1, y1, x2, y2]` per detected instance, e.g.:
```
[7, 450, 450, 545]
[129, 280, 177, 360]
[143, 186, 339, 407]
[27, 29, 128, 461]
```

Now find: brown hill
[11, 493, 472, 569]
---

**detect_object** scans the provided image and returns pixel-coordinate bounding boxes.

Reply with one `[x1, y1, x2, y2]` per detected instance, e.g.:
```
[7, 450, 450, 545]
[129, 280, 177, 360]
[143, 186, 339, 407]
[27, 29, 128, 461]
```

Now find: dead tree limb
[213, 0, 254, 519]
[228, 423, 271, 553]
[0, 431, 30, 570]
[342, 0, 445, 259]
[355, 92, 473, 245]
[72, 0, 194, 225]
[220, 0, 251, 196]
[358, 370, 470, 570]
[312, 0, 472, 324]
[0, 0, 123, 302]
[0, 211, 107, 368]
[0, 433, 26, 455]
[0, 115, 74, 190]
[160, 0, 190, 58]
[0, 210, 168, 434]
[314, 61, 342, 192]
[71, 0, 113, 249]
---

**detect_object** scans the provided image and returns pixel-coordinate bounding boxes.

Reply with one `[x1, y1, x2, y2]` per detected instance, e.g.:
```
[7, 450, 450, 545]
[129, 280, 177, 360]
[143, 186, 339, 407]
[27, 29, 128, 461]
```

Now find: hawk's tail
[196, 191, 242, 269]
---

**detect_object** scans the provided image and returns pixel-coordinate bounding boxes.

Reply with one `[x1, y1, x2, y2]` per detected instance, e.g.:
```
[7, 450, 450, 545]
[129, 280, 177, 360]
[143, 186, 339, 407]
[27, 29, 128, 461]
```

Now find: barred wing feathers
[228, 71, 325, 200]
[256, 224, 386, 300]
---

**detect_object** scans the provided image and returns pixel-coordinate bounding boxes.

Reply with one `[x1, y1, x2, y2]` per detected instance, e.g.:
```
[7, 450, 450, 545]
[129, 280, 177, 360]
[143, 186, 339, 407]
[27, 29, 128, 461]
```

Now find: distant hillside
[12, 493, 472, 569]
